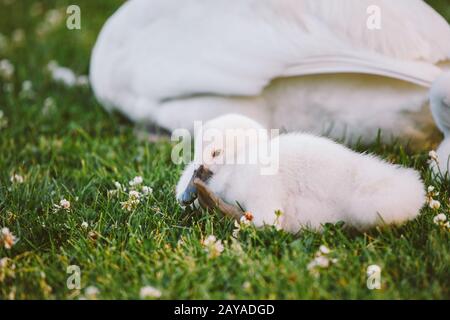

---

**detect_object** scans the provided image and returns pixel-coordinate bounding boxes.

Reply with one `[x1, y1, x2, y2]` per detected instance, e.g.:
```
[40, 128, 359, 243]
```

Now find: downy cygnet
[176, 114, 425, 232]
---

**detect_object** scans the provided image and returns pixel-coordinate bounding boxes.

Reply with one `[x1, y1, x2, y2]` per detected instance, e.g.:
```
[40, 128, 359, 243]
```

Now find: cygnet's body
[177, 115, 425, 232]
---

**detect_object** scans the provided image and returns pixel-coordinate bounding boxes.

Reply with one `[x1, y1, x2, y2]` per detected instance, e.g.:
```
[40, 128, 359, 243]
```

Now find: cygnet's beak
[180, 173, 198, 205]
[180, 165, 213, 206]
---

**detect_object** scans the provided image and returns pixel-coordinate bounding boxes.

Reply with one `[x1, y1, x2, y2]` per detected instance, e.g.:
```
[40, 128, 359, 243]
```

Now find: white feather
[90, 0, 450, 149]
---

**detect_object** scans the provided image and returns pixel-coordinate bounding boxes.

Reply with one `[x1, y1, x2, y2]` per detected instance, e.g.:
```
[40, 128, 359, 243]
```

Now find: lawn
[0, 0, 449, 300]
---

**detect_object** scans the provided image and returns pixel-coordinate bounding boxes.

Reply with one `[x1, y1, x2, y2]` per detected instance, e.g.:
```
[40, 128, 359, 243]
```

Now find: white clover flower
[59, 199, 71, 210]
[433, 214, 447, 225]
[128, 190, 141, 200]
[139, 286, 162, 299]
[0, 59, 14, 79]
[307, 245, 337, 276]
[22, 80, 32, 92]
[53, 198, 71, 212]
[84, 286, 99, 299]
[429, 199, 441, 210]
[121, 199, 140, 212]
[309, 255, 330, 269]
[114, 181, 122, 190]
[20, 80, 34, 98]
[81, 221, 89, 229]
[10, 174, 24, 184]
[202, 235, 224, 258]
[203, 235, 217, 246]
[0, 257, 8, 268]
[319, 245, 331, 255]
[142, 186, 153, 196]
[429, 150, 439, 163]
[129, 176, 143, 187]
[1, 227, 18, 250]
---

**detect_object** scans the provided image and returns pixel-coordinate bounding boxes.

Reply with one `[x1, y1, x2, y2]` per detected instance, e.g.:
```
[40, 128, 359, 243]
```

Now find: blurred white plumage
[90, 0, 450, 150]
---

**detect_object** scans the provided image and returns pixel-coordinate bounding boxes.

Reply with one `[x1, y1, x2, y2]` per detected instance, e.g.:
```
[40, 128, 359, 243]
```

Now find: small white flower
[139, 286, 162, 299]
[429, 199, 441, 210]
[1, 227, 18, 250]
[315, 255, 330, 268]
[203, 235, 217, 246]
[202, 235, 224, 258]
[10, 174, 24, 184]
[429, 150, 439, 163]
[59, 199, 71, 210]
[128, 190, 141, 200]
[0, 59, 14, 79]
[121, 199, 140, 212]
[81, 221, 89, 229]
[129, 176, 143, 187]
[433, 213, 447, 224]
[0, 257, 8, 268]
[20, 80, 34, 98]
[307, 245, 338, 276]
[84, 286, 99, 299]
[21, 80, 33, 92]
[319, 245, 331, 255]
[142, 186, 153, 196]
[427, 186, 435, 193]
[114, 181, 122, 190]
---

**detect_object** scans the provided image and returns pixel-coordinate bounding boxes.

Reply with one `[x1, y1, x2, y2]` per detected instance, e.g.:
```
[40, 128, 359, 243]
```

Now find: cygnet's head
[176, 114, 268, 206]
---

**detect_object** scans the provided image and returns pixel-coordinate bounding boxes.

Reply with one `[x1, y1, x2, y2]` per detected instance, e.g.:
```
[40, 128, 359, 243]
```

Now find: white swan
[176, 114, 425, 232]
[90, 0, 450, 166]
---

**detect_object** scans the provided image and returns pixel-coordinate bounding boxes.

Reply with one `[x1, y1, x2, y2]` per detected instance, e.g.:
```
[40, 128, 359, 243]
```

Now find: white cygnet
[176, 114, 425, 233]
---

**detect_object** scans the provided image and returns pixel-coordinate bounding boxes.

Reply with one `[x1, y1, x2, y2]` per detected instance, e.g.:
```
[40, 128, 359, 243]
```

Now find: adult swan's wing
[90, 0, 450, 123]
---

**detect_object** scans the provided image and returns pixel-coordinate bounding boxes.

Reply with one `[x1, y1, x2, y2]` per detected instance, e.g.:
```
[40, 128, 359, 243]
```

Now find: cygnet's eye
[211, 149, 222, 158]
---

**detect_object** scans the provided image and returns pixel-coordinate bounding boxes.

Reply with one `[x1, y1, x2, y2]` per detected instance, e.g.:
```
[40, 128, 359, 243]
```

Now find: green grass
[0, 0, 449, 300]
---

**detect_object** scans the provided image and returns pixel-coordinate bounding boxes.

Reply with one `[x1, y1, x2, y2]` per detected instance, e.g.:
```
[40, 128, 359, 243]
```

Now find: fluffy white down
[178, 115, 425, 233]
